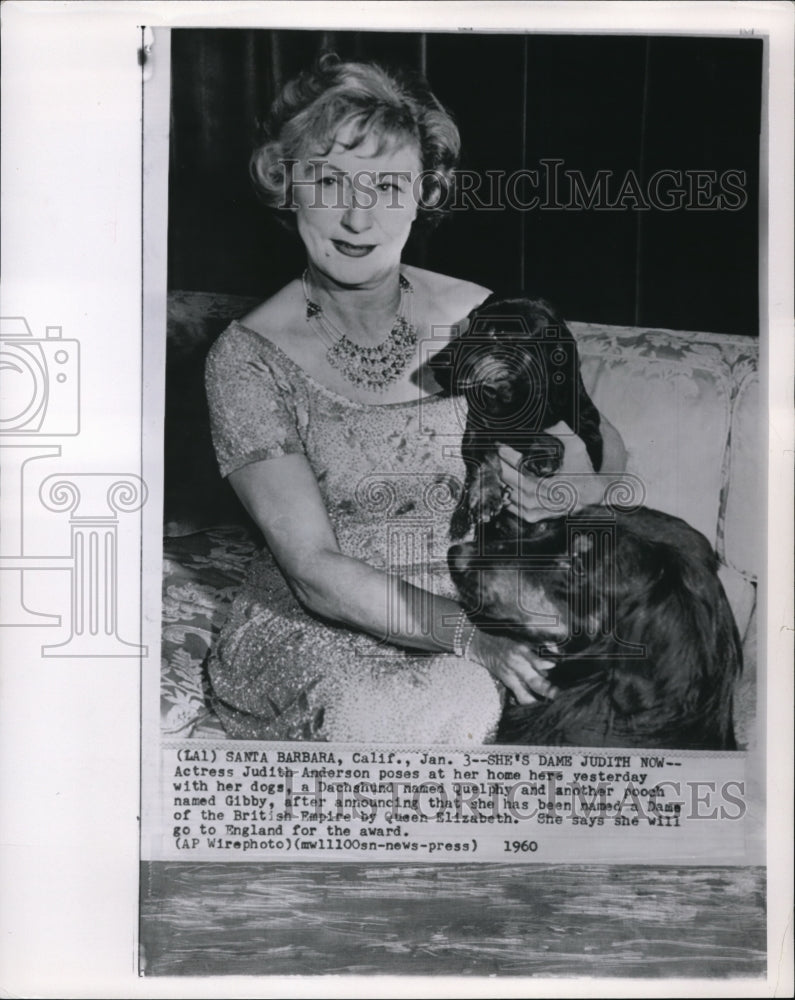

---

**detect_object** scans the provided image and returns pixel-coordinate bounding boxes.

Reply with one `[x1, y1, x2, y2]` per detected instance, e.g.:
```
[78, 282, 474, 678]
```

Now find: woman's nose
[340, 200, 372, 233]
[339, 183, 373, 233]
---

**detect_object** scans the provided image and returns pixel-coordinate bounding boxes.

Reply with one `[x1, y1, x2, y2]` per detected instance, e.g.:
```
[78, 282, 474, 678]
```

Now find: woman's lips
[332, 239, 375, 257]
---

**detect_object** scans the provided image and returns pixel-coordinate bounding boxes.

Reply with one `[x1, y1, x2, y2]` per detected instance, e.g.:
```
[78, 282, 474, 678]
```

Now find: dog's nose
[447, 542, 472, 575]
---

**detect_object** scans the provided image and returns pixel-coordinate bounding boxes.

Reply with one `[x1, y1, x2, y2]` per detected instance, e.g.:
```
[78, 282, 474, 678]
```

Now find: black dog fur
[429, 293, 604, 540]
[434, 294, 741, 750]
[448, 507, 742, 750]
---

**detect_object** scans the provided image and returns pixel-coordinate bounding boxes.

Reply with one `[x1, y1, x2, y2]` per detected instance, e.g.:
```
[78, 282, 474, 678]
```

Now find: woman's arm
[228, 454, 556, 703]
[499, 414, 628, 522]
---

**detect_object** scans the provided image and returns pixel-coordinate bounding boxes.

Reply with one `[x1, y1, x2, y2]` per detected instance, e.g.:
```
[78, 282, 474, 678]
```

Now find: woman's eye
[318, 176, 338, 187]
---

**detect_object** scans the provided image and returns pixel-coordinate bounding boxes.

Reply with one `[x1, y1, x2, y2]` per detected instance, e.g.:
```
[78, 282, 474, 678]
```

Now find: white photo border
[1, 2, 792, 997]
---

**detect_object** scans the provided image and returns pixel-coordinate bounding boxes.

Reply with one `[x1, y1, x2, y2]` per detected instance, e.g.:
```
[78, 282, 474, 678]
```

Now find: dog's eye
[480, 385, 499, 403]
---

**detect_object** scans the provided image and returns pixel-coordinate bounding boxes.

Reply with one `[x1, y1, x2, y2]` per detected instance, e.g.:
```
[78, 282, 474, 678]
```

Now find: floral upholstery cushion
[161, 526, 259, 738]
[570, 322, 760, 584]
[722, 372, 761, 578]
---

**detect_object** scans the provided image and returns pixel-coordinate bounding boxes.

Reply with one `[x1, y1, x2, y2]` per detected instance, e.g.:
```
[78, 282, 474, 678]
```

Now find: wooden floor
[140, 862, 765, 978]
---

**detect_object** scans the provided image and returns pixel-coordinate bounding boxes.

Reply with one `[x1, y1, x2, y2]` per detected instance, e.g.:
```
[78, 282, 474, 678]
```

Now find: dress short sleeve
[205, 323, 307, 478]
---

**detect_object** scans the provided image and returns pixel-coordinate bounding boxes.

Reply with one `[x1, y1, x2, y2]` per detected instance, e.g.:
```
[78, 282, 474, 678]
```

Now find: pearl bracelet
[452, 608, 477, 659]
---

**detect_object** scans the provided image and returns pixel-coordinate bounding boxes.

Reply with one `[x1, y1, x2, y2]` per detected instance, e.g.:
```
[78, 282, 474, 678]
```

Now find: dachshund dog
[429, 293, 604, 540]
[448, 506, 742, 749]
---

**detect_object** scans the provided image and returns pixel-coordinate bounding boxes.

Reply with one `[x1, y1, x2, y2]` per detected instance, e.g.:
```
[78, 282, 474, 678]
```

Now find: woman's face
[292, 123, 422, 288]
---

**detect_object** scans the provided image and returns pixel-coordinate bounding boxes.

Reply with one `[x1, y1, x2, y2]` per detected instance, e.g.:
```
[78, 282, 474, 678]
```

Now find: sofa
[160, 290, 759, 747]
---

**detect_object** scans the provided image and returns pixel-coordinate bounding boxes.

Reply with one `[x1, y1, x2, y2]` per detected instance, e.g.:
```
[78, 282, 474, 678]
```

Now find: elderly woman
[205, 53, 626, 743]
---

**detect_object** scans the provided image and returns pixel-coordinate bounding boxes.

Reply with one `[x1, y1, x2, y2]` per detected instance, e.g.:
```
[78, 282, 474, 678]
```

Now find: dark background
[168, 29, 763, 337]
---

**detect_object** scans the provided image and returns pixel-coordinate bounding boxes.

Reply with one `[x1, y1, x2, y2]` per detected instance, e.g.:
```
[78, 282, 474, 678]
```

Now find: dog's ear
[427, 336, 462, 392]
[562, 525, 663, 713]
[427, 298, 489, 392]
[604, 576, 673, 716]
[606, 537, 742, 743]
[574, 372, 604, 472]
[529, 309, 604, 472]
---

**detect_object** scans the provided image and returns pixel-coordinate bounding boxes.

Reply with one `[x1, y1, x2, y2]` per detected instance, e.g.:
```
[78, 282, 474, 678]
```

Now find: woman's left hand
[467, 626, 558, 704]
[498, 420, 609, 523]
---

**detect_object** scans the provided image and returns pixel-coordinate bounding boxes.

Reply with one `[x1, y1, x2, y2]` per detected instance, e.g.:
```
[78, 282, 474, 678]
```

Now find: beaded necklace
[301, 270, 418, 392]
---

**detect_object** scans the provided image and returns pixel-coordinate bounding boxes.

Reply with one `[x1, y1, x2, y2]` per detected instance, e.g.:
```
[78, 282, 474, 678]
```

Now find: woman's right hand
[498, 423, 604, 524]
[467, 626, 558, 704]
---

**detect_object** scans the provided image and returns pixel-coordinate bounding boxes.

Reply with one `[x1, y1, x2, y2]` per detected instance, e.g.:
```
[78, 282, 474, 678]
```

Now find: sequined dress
[205, 321, 502, 743]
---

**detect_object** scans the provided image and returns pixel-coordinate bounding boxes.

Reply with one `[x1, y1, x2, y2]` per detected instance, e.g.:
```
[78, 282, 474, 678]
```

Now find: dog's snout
[447, 542, 473, 575]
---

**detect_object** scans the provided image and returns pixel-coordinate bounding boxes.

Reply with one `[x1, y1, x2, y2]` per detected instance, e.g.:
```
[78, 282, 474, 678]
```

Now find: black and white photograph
[1, 2, 793, 996]
[143, 16, 770, 976]
[160, 28, 762, 750]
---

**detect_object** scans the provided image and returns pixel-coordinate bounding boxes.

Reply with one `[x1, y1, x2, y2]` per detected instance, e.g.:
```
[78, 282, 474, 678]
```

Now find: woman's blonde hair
[250, 52, 460, 227]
